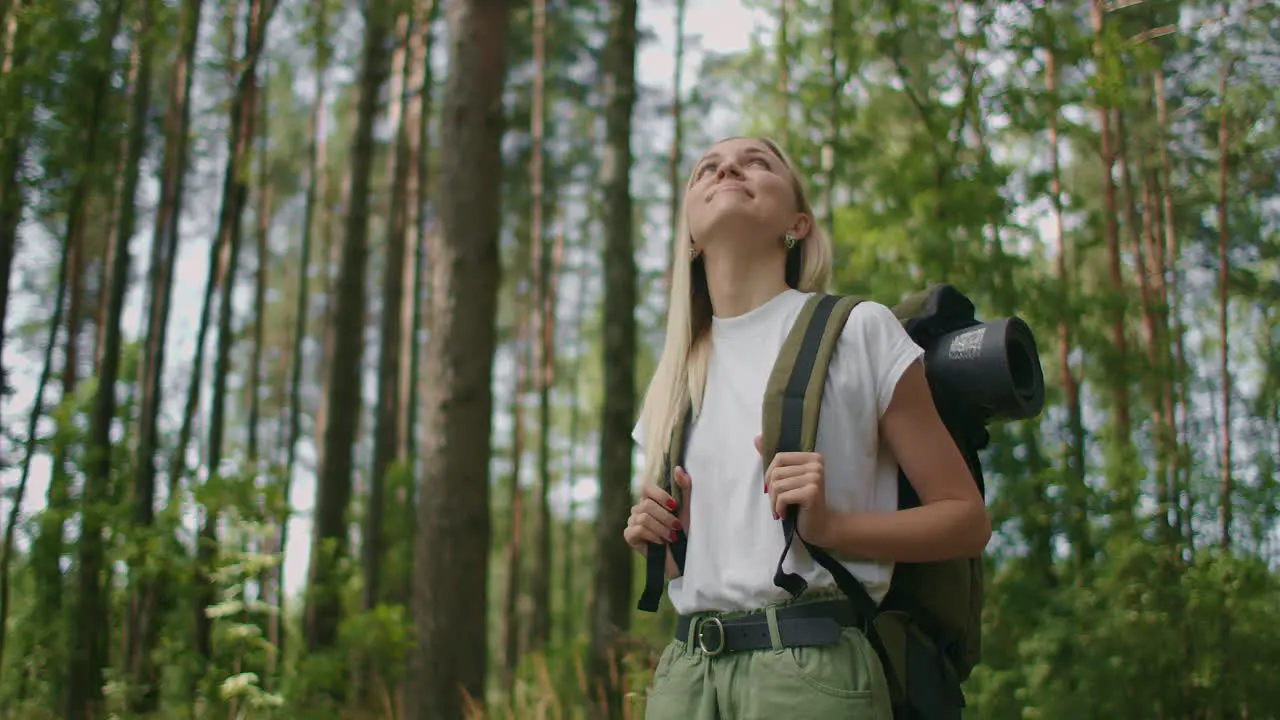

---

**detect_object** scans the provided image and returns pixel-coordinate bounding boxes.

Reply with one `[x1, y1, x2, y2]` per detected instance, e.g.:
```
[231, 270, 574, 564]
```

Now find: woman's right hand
[623, 466, 693, 554]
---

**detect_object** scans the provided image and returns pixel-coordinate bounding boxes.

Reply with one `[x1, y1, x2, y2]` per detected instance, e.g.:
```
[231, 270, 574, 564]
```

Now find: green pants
[642, 594, 895, 719]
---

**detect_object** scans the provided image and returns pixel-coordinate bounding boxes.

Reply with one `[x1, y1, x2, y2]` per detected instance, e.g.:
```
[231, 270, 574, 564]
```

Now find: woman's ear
[790, 213, 813, 240]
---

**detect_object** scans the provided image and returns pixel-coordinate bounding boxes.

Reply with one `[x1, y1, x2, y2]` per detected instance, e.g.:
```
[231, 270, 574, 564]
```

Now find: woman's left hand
[755, 435, 832, 543]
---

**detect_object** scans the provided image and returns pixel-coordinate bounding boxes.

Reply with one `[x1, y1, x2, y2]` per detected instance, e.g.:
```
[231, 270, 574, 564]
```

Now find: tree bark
[589, 0, 638, 715]
[365, 3, 410, 625]
[63, 3, 127, 716]
[303, 0, 391, 656]
[124, 0, 203, 705]
[408, 0, 511, 715]
[272, 0, 328, 683]
[1090, 0, 1133, 525]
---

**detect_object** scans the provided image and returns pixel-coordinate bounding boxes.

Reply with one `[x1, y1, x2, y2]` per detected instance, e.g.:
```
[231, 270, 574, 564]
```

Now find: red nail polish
[764, 483, 768, 494]
[669, 531, 678, 541]
[667, 499, 677, 511]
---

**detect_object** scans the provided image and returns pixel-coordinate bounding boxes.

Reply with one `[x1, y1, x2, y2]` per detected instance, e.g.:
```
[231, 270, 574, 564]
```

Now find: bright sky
[0, 0, 764, 600]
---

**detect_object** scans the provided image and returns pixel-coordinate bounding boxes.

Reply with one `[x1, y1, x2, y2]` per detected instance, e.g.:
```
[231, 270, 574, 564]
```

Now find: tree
[589, 0, 638, 715]
[408, 0, 512, 716]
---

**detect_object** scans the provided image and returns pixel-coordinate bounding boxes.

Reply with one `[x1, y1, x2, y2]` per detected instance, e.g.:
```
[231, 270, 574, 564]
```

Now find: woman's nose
[716, 161, 744, 180]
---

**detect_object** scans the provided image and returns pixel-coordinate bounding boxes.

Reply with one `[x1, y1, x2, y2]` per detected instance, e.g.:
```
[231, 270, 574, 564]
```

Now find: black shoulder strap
[636, 403, 692, 613]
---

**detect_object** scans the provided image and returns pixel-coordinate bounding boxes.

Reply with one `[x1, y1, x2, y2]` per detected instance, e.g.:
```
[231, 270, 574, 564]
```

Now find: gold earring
[784, 233, 798, 250]
[689, 246, 698, 260]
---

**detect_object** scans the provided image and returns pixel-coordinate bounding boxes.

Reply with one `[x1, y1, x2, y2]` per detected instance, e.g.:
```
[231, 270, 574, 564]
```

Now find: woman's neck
[702, 250, 790, 318]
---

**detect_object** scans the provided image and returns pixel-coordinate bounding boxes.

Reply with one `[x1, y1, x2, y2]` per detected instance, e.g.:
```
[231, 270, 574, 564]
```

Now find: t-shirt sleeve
[843, 301, 925, 418]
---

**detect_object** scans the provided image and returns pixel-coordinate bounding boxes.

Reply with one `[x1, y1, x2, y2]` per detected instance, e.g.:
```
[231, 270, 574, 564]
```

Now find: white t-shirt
[632, 289, 925, 615]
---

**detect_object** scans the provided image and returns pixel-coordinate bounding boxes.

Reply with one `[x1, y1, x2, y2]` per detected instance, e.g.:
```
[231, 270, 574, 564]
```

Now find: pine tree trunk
[1090, 0, 1133, 526]
[272, 0, 328, 683]
[304, 0, 391, 658]
[0, 220, 71, 683]
[124, 0, 203, 706]
[589, 0, 638, 715]
[408, 0, 512, 715]
[63, 3, 127, 716]
[367, 6, 412, 623]
[194, 0, 269, 677]
[526, 0, 554, 654]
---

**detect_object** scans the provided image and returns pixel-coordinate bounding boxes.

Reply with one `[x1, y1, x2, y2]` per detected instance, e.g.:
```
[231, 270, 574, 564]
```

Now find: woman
[621, 136, 991, 719]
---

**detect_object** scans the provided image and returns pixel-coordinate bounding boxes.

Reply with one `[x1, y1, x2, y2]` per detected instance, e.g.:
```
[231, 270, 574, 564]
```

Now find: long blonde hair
[637, 137, 834, 487]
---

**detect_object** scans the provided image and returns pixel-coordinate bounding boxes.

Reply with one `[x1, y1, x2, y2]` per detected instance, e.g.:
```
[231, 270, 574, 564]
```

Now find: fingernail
[773, 512, 779, 520]
[667, 499, 677, 511]
[764, 483, 768, 494]
[673, 520, 682, 531]
[669, 531, 678, 541]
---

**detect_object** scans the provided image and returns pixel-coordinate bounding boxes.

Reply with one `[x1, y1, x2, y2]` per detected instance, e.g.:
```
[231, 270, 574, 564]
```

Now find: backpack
[637, 285, 1023, 720]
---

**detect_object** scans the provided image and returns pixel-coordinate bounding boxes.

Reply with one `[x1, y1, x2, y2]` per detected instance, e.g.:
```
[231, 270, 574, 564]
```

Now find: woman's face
[685, 137, 806, 255]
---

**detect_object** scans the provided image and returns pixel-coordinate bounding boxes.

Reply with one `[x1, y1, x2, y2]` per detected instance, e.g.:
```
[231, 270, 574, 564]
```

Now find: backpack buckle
[696, 617, 726, 656]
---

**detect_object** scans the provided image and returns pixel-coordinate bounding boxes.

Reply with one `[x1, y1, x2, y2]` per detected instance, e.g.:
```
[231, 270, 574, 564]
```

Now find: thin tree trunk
[1155, 68, 1192, 553]
[776, 0, 789, 148]
[0, 227, 70, 683]
[1115, 110, 1170, 540]
[63, 3, 128, 716]
[501, 309, 530, 692]
[0, 0, 29, 468]
[1216, 61, 1232, 550]
[1090, 0, 1133, 526]
[367, 6, 412, 621]
[124, 0, 203, 707]
[589, 0, 638, 715]
[408, 0, 512, 714]
[272, 0, 328, 684]
[526, 0, 554, 654]
[195, 0, 267, 674]
[303, 0, 391, 658]
[560, 240, 592, 648]
[664, 0, 685, 292]
[1045, 44, 1090, 578]
[824, 0, 838, 237]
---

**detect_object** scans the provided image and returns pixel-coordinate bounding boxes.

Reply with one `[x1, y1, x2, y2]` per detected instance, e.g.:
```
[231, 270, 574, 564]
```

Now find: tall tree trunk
[1216, 62, 1232, 550]
[63, 3, 128, 716]
[526, 0, 554, 654]
[589, 0, 638, 715]
[1090, 0, 1133, 526]
[1154, 68, 1191, 552]
[1114, 110, 1170, 541]
[0, 0, 29, 389]
[303, 0, 390, 659]
[0, 226, 70, 682]
[1045, 44, 1089, 579]
[366, 6, 412, 623]
[248, 103, 271, 472]
[560, 239, 591, 648]
[408, 0, 511, 715]
[391, 0, 438, 616]
[501, 308, 530, 692]
[194, 0, 269, 680]
[776, 0, 789, 148]
[124, 0, 203, 707]
[823, 0, 839, 236]
[272, 0, 329, 683]
[664, 0, 685, 292]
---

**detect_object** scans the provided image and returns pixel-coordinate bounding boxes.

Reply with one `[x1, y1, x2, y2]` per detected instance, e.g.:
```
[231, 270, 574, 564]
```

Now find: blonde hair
[637, 136, 834, 487]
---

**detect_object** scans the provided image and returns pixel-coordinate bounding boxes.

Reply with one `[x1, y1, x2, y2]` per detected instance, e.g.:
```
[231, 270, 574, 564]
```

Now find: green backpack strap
[636, 402, 693, 613]
[759, 294, 909, 714]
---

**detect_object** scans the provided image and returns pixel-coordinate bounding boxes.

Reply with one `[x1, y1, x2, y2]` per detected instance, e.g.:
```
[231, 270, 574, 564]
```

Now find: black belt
[676, 599, 867, 656]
